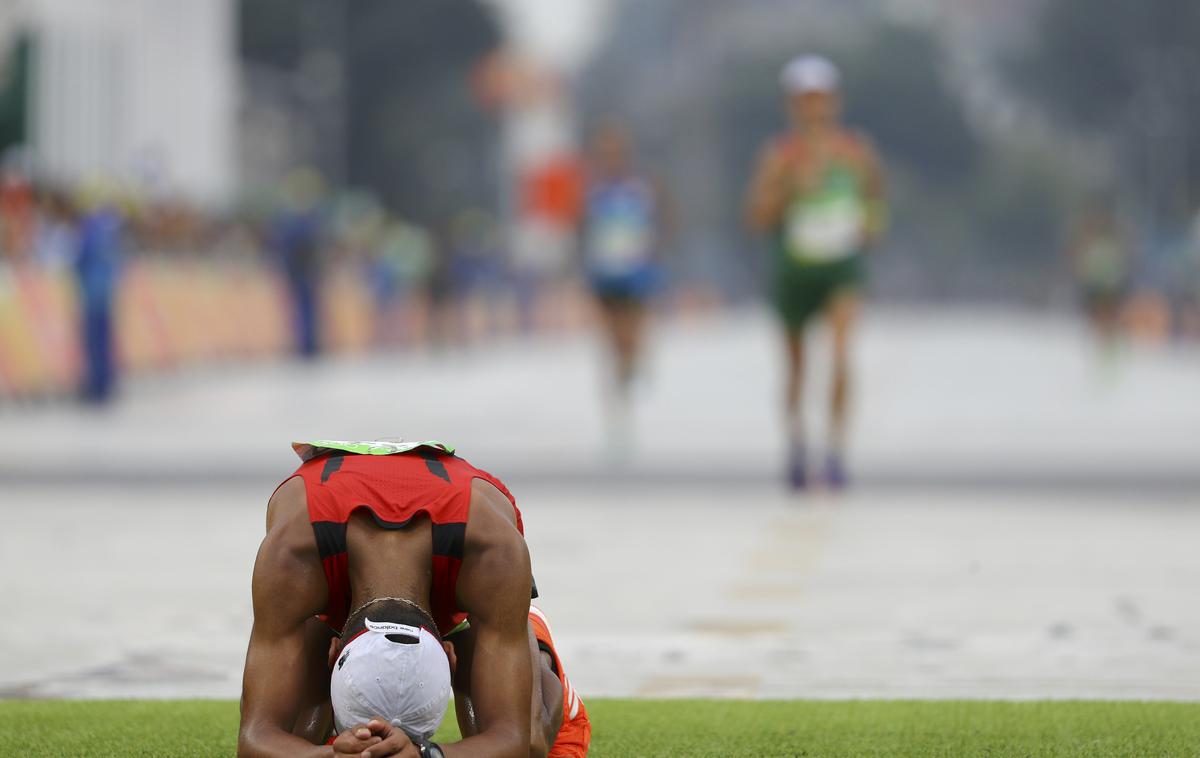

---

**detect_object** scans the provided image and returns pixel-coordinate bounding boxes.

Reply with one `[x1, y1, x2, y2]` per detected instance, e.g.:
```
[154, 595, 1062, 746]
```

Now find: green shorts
[772, 254, 866, 330]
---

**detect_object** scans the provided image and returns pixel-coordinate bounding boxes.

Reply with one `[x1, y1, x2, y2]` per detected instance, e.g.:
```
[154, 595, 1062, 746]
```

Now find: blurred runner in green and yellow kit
[746, 56, 886, 489]
[1066, 199, 1132, 364]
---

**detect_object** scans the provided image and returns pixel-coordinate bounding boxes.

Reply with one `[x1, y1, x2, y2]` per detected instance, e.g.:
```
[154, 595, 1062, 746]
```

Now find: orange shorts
[529, 606, 591, 757]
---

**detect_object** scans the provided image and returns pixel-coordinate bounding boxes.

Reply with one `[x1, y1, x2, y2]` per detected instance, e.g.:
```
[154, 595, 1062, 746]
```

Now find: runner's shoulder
[767, 133, 800, 158]
[839, 129, 881, 165]
[266, 475, 308, 532]
[756, 134, 803, 173]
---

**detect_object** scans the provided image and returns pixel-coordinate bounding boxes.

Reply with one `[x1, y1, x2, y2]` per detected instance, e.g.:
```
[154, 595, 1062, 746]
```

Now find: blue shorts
[589, 263, 661, 304]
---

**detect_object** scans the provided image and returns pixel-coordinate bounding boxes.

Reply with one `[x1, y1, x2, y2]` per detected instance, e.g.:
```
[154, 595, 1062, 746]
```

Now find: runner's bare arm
[293, 618, 337, 743]
[530, 634, 564, 757]
[450, 627, 480, 738]
[237, 536, 338, 758]
[859, 137, 888, 247]
[441, 539, 535, 758]
[449, 622, 562, 758]
[746, 142, 789, 233]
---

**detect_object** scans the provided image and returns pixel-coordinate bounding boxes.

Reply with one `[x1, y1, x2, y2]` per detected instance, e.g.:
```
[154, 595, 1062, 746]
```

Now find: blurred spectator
[74, 188, 124, 403]
[271, 169, 326, 359]
[1178, 209, 1200, 341]
[510, 155, 585, 333]
[369, 217, 435, 347]
[1066, 199, 1132, 358]
[427, 226, 458, 347]
[447, 208, 505, 343]
[0, 160, 34, 260]
[33, 188, 78, 270]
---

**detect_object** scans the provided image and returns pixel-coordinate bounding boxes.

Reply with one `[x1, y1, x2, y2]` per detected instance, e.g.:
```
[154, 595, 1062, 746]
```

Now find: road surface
[1, 307, 1198, 699]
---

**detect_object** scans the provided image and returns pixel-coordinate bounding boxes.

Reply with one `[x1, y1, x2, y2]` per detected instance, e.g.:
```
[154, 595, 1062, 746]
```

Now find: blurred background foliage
[240, 0, 501, 228]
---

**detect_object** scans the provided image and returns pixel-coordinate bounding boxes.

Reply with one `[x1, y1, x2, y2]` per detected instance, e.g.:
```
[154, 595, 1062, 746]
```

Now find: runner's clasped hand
[331, 718, 419, 758]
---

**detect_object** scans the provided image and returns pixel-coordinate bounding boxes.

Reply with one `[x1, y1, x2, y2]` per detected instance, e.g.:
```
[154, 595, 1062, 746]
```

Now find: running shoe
[788, 445, 809, 490]
[825, 452, 848, 489]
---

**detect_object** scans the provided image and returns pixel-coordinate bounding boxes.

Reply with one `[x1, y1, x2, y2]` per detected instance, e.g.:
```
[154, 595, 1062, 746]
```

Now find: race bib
[786, 194, 865, 263]
[588, 214, 653, 272]
[586, 181, 655, 273]
[291, 438, 455, 462]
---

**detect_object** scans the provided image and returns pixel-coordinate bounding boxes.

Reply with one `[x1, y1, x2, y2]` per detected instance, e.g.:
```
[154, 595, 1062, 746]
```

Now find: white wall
[24, 0, 235, 205]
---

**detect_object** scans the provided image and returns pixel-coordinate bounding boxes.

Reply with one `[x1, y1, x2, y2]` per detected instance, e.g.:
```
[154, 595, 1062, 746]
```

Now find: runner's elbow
[464, 725, 531, 758]
[235, 730, 257, 758]
[531, 716, 560, 758]
[530, 706, 561, 758]
[529, 732, 551, 758]
[745, 203, 774, 234]
[494, 727, 533, 758]
[235, 723, 276, 758]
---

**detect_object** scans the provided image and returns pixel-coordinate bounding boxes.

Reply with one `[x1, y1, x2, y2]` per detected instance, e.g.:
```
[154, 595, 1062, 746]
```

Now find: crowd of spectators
[0, 162, 571, 404]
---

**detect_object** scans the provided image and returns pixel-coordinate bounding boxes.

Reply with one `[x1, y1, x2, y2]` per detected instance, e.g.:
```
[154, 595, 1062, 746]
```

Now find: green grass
[1, 699, 1198, 757]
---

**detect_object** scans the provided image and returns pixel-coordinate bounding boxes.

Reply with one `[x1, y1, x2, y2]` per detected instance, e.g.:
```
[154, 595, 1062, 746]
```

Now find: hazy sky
[486, 0, 613, 72]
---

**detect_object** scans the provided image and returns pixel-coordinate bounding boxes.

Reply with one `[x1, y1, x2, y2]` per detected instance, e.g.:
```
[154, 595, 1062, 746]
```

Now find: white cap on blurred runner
[330, 618, 452, 739]
[780, 55, 840, 94]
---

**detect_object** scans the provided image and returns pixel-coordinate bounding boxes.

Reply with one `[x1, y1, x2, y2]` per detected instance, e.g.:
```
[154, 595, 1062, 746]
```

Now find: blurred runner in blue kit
[580, 121, 670, 454]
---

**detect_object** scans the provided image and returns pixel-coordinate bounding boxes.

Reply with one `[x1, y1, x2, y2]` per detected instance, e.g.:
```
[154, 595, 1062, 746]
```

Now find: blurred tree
[1010, 0, 1200, 223]
[1012, 0, 1199, 129]
[840, 24, 977, 184]
[0, 35, 32, 153]
[240, 0, 304, 69]
[240, 0, 501, 224]
[344, 0, 500, 226]
[971, 148, 1071, 268]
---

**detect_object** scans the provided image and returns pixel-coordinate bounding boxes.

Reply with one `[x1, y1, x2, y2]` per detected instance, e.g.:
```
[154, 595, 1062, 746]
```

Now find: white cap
[780, 55, 840, 94]
[330, 618, 452, 739]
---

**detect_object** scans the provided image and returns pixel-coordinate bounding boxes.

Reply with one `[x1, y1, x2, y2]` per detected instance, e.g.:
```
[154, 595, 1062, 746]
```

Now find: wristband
[401, 727, 444, 758]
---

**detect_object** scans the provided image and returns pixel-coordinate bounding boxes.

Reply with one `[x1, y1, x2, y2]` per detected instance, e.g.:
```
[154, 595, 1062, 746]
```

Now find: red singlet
[282, 449, 524, 636]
